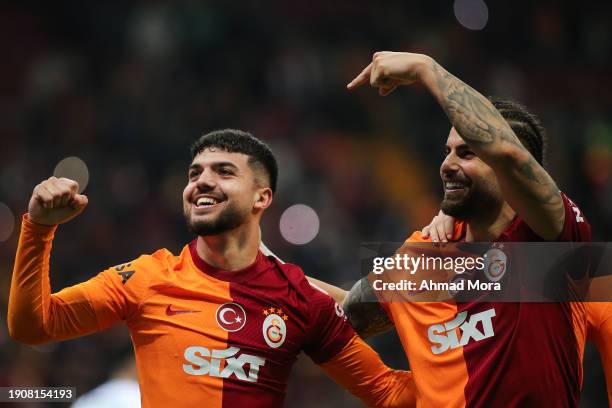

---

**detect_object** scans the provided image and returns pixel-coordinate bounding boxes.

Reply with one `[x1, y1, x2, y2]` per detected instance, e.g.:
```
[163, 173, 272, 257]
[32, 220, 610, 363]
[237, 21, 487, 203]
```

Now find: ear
[253, 187, 273, 211]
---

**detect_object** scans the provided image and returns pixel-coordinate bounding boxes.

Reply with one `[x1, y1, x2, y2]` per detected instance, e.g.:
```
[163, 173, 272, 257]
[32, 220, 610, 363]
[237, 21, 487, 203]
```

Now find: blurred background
[0, 0, 611, 406]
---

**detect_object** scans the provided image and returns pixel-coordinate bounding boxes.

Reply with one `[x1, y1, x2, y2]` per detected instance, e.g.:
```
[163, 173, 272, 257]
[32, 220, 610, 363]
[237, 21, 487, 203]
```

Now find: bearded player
[8, 129, 415, 408]
[421, 212, 612, 405]
[335, 52, 592, 407]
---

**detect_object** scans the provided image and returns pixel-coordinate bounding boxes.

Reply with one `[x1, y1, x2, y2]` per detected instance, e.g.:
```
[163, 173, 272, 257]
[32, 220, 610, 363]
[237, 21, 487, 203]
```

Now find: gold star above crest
[263, 309, 269, 316]
[282, 314, 288, 321]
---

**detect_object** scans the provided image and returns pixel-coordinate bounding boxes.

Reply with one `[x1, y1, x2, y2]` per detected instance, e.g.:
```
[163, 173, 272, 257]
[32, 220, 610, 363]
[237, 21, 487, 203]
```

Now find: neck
[196, 220, 260, 271]
[465, 202, 515, 242]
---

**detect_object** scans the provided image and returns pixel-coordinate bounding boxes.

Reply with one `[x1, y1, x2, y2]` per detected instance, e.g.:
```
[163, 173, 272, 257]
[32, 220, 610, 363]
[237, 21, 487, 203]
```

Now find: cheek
[182, 184, 192, 203]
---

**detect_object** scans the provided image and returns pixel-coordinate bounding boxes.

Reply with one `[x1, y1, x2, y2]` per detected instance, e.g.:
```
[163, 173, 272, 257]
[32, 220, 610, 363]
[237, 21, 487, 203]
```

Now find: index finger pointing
[347, 63, 372, 90]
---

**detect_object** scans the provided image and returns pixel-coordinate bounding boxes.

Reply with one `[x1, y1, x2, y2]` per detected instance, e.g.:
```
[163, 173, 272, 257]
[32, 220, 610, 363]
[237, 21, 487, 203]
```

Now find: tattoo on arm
[428, 62, 564, 223]
[343, 277, 394, 338]
[517, 154, 563, 207]
[430, 63, 521, 147]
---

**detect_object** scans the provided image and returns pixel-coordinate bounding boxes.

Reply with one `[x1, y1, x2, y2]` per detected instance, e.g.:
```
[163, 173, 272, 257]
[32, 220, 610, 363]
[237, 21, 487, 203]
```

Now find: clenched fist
[28, 177, 88, 226]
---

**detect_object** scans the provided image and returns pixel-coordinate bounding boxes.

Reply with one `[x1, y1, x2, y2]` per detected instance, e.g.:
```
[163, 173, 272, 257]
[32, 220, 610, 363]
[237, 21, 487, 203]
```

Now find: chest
[130, 278, 310, 367]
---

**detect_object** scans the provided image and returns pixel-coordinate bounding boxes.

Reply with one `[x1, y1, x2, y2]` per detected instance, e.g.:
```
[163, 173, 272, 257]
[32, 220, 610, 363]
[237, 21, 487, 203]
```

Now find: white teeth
[196, 197, 218, 207]
[445, 182, 465, 189]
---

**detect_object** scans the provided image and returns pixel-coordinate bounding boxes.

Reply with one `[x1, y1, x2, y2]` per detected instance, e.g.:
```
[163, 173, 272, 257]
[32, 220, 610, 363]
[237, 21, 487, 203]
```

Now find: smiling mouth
[193, 196, 224, 210]
[444, 181, 469, 194]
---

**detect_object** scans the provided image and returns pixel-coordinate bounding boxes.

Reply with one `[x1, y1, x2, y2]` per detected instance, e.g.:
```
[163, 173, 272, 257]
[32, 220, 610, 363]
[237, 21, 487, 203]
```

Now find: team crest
[483, 246, 507, 282]
[216, 302, 247, 332]
[262, 307, 288, 349]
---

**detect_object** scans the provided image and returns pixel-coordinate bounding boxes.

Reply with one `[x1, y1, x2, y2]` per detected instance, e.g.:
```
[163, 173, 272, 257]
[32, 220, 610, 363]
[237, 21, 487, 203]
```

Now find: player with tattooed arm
[338, 51, 592, 407]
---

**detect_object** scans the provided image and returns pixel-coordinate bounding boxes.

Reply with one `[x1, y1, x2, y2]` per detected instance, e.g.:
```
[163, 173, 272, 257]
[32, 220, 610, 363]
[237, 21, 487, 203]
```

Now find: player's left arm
[319, 334, 416, 408]
[348, 52, 565, 240]
[303, 278, 406, 406]
[306, 276, 348, 305]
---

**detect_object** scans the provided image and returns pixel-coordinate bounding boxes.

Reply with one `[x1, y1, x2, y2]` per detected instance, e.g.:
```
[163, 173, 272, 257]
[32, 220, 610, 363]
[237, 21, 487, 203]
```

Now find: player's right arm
[8, 177, 149, 345]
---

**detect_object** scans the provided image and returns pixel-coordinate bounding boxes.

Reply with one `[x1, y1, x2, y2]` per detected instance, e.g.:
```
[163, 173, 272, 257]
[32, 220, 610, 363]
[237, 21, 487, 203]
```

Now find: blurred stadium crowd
[0, 1, 611, 406]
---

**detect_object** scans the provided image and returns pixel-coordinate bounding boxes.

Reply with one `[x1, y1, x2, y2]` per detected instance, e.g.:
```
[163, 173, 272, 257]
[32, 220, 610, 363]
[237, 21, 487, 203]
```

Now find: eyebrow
[188, 161, 239, 171]
[445, 143, 470, 151]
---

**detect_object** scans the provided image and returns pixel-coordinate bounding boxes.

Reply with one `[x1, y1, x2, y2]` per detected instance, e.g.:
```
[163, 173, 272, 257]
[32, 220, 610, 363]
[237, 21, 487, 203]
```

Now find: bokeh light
[454, 0, 489, 31]
[53, 156, 90, 192]
[279, 204, 320, 245]
[0, 202, 16, 242]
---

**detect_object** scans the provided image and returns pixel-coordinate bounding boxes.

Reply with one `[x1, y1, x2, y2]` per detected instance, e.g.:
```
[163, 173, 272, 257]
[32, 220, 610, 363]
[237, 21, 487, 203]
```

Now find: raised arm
[8, 177, 93, 344]
[348, 52, 565, 240]
[8, 177, 142, 345]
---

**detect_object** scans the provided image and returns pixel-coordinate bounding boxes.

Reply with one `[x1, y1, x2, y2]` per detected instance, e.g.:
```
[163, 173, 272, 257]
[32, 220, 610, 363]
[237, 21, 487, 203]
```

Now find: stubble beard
[184, 202, 249, 236]
[440, 186, 498, 221]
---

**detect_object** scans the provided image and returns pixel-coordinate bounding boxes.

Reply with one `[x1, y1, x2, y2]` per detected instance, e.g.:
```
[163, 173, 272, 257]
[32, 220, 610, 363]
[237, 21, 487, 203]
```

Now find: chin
[440, 200, 470, 220]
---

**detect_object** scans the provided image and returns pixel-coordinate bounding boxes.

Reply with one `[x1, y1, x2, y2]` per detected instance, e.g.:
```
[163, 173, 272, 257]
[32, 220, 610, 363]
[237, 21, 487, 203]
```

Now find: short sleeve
[303, 283, 356, 364]
[557, 193, 591, 242]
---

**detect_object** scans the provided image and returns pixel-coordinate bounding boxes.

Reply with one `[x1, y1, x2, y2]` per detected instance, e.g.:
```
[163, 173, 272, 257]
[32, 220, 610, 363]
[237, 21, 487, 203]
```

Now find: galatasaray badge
[483, 247, 507, 282]
[262, 307, 288, 349]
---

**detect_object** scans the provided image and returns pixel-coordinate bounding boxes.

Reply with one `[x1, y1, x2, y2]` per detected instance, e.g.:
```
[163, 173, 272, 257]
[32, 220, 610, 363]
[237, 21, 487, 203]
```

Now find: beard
[184, 202, 250, 236]
[440, 183, 500, 221]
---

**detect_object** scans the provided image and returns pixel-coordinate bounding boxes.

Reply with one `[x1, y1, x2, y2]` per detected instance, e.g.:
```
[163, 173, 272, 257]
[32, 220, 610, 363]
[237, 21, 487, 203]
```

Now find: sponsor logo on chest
[183, 346, 265, 382]
[427, 308, 496, 354]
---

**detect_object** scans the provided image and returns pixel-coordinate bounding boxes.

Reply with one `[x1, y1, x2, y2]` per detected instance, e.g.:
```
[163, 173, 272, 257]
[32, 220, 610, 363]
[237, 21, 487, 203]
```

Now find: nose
[195, 168, 217, 190]
[440, 153, 460, 178]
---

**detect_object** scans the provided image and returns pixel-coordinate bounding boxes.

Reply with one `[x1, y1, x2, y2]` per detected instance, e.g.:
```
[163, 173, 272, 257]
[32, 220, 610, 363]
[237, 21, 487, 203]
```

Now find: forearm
[8, 216, 58, 344]
[418, 58, 564, 238]
[418, 58, 523, 163]
[319, 335, 416, 408]
[8, 216, 98, 344]
[343, 277, 394, 338]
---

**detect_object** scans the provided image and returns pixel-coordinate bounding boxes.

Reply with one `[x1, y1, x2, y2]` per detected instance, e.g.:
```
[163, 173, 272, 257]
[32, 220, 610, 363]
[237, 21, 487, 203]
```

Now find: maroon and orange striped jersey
[9, 216, 416, 408]
[381, 192, 592, 407]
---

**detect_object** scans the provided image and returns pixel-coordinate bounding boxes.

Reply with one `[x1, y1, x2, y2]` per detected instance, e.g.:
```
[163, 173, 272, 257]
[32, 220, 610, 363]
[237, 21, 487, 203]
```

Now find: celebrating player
[340, 52, 592, 406]
[421, 213, 612, 404]
[8, 130, 415, 408]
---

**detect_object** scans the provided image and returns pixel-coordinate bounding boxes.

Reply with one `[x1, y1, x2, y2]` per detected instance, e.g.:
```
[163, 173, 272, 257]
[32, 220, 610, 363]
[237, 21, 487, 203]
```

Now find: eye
[459, 150, 475, 159]
[188, 170, 200, 179]
[218, 167, 234, 176]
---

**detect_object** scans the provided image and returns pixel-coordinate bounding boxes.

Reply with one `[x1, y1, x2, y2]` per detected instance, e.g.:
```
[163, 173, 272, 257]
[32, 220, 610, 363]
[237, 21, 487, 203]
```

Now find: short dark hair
[190, 129, 278, 193]
[488, 96, 547, 166]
